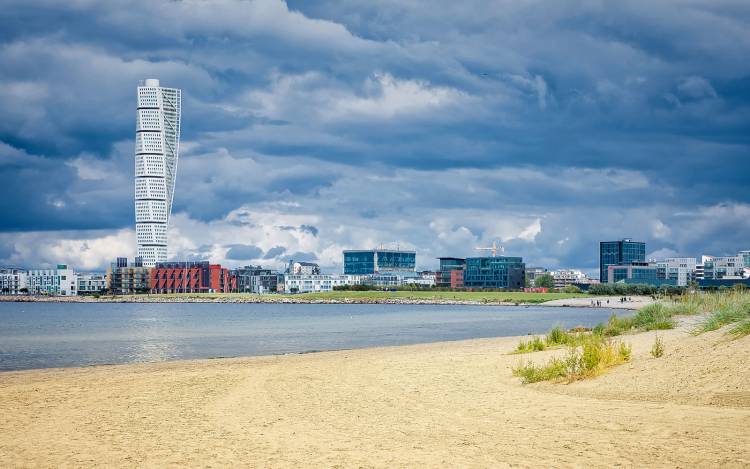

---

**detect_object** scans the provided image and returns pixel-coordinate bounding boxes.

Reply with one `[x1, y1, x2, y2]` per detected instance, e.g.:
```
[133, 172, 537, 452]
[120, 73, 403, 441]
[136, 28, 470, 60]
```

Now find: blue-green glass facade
[463, 256, 525, 289]
[609, 264, 658, 285]
[343, 249, 416, 275]
[600, 239, 646, 283]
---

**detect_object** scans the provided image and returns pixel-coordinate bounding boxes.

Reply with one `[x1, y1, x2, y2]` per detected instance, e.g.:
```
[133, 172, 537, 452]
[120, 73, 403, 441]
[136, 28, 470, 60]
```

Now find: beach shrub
[729, 319, 750, 338]
[632, 304, 675, 331]
[650, 334, 665, 358]
[513, 335, 631, 384]
[602, 313, 635, 337]
[514, 336, 546, 353]
[545, 325, 572, 346]
[561, 285, 582, 294]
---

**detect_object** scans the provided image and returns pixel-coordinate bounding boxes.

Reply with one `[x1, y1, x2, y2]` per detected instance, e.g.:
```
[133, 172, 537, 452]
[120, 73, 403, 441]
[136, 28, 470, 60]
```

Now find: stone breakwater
[0, 295, 650, 309]
[0, 295, 520, 306]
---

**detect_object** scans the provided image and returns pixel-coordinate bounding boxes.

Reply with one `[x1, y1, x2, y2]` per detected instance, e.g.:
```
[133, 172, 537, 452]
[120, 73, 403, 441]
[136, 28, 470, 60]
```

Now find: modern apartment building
[77, 273, 107, 294]
[702, 255, 745, 279]
[287, 261, 321, 275]
[283, 274, 364, 293]
[552, 269, 588, 288]
[655, 258, 697, 286]
[135, 78, 181, 267]
[0, 268, 27, 295]
[343, 248, 416, 275]
[525, 267, 548, 287]
[106, 257, 151, 295]
[27, 264, 77, 296]
[150, 261, 235, 293]
[233, 266, 282, 294]
[463, 256, 525, 289]
[599, 239, 646, 283]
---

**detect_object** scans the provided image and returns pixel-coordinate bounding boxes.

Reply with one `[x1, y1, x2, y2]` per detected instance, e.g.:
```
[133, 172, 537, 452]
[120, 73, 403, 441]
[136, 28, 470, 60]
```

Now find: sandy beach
[1, 317, 748, 467]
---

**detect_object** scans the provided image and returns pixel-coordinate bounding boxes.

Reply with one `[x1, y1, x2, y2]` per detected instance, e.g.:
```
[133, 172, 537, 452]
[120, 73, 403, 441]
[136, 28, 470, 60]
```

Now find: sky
[0, 0, 749, 277]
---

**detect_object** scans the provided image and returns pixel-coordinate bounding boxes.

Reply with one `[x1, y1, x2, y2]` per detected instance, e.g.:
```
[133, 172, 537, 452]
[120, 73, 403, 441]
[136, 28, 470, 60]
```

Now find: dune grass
[513, 335, 632, 384]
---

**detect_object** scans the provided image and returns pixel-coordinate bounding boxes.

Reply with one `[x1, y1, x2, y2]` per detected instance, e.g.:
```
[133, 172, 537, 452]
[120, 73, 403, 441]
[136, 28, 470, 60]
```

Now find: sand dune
[1, 319, 749, 467]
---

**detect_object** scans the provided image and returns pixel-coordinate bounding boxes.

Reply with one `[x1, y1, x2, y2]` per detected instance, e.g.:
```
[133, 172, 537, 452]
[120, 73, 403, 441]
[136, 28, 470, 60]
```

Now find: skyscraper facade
[134, 79, 181, 267]
[599, 239, 646, 283]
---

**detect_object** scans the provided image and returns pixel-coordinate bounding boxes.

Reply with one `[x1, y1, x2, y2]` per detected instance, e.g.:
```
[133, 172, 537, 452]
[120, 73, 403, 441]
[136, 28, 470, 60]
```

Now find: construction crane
[475, 241, 504, 257]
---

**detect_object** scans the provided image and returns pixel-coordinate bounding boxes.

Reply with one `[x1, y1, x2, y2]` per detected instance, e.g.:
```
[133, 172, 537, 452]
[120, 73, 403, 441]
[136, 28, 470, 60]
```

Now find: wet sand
[1, 318, 748, 467]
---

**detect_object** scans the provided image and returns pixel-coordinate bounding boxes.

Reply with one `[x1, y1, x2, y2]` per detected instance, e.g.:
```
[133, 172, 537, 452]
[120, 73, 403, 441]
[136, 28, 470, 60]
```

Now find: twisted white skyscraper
[134, 79, 181, 267]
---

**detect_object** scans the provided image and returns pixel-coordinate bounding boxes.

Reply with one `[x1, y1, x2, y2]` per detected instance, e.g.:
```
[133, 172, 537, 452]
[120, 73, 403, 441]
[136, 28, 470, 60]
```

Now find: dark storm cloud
[0, 0, 749, 270]
[225, 244, 264, 260]
[263, 246, 287, 259]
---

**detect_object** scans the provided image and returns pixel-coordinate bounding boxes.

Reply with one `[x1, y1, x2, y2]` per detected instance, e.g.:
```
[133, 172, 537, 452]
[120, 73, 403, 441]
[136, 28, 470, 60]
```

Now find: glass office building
[343, 249, 416, 275]
[436, 257, 466, 288]
[463, 256, 525, 289]
[608, 263, 658, 285]
[599, 239, 646, 283]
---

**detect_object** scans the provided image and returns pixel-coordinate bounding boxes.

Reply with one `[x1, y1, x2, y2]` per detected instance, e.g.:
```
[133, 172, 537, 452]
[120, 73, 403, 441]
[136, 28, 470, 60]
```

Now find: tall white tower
[134, 78, 181, 267]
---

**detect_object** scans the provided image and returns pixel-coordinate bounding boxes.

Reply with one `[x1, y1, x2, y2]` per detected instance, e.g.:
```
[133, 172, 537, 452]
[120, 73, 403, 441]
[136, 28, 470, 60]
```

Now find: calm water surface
[0, 302, 624, 371]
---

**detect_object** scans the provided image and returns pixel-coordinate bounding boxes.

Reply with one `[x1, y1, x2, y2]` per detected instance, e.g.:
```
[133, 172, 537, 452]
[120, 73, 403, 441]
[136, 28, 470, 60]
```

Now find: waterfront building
[343, 248, 416, 275]
[525, 267, 548, 287]
[401, 271, 436, 287]
[287, 261, 321, 275]
[654, 257, 697, 286]
[599, 239, 646, 283]
[106, 257, 151, 295]
[283, 274, 364, 293]
[135, 78, 181, 267]
[740, 250, 750, 268]
[77, 273, 107, 295]
[463, 256, 525, 290]
[702, 255, 745, 279]
[607, 263, 658, 284]
[27, 264, 77, 296]
[233, 265, 282, 294]
[0, 268, 27, 295]
[150, 261, 235, 294]
[551, 269, 588, 289]
[436, 257, 465, 288]
[436, 257, 466, 288]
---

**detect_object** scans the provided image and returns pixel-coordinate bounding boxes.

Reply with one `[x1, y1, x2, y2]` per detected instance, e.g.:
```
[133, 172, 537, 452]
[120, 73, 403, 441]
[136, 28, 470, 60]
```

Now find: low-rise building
[287, 261, 321, 275]
[77, 273, 107, 295]
[402, 271, 436, 287]
[233, 265, 281, 294]
[551, 269, 587, 288]
[283, 274, 364, 293]
[0, 268, 28, 295]
[525, 267, 548, 287]
[151, 261, 236, 293]
[106, 257, 151, 295]
[27, 264, 77, 296]
[607, 263, 658, 285]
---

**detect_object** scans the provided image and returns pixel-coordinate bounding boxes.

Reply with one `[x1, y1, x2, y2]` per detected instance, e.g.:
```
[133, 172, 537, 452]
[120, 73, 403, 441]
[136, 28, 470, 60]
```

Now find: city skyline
[1, 1, 749, 275]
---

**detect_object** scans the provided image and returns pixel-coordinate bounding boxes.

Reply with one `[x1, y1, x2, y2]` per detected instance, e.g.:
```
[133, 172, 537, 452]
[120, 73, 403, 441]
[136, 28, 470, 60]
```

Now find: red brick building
[150, 261, 236, 293]
[449, 269, 464, 289]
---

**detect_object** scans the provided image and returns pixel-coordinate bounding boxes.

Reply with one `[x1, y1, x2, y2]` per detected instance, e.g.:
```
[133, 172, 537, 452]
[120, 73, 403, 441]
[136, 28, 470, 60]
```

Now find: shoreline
[1, 317, 748, 467]
[0, 294, 650, 310]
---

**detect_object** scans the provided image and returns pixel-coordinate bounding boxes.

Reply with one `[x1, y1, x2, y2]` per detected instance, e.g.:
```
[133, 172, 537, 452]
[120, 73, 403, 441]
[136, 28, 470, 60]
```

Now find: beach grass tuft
[650, 334, 665, 358]
[513, 335, 631, 384]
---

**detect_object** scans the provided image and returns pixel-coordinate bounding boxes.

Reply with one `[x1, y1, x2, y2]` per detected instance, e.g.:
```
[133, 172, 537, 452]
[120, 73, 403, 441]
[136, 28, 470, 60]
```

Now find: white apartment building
[701, 255, 745, 279]
[655, 257, 697, 286]
[27, 264, 77, 296]
[0, 268, 28, 295]
[551, 269, 588, 288]
[135, 78, 181, 267]
[283, 274, 364, 293]
[77, 273, 107, 295]
[288, 261, 321, 275]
